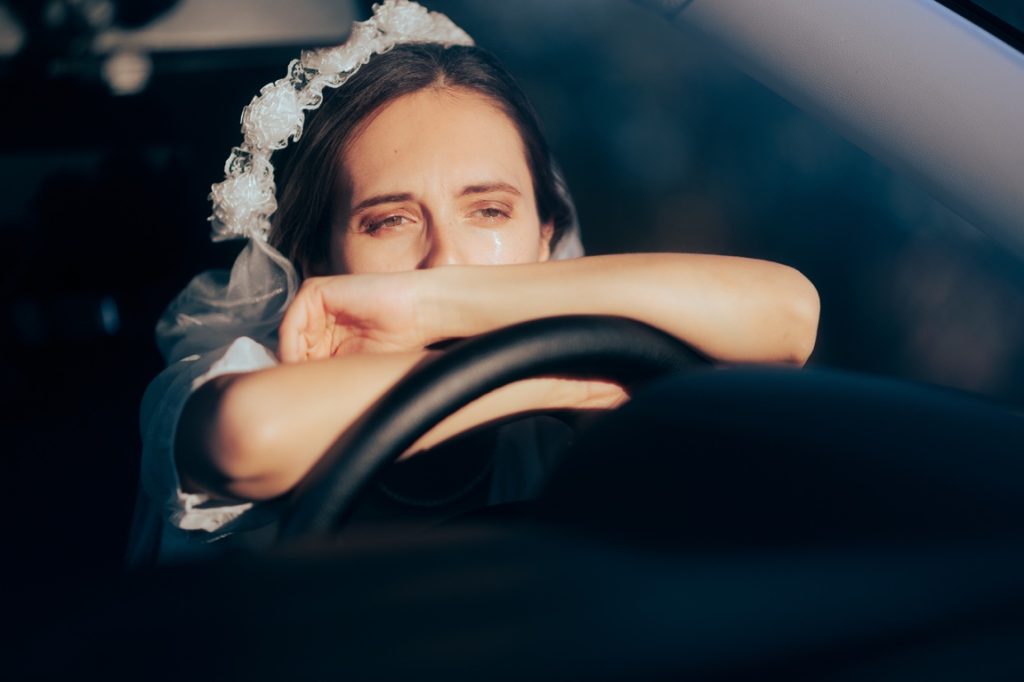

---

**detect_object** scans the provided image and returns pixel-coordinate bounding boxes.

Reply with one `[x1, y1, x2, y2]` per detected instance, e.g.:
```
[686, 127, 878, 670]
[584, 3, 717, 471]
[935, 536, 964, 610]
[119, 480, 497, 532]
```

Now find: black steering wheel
[278, 315, 710, 543]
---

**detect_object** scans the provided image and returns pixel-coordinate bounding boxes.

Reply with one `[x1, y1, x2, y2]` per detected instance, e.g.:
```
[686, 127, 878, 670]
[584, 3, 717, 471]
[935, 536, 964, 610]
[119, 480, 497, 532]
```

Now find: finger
[582, 379, 629, 409]
[314, 274, 353, 316]
[302, 286, 332, 361]
[280, 281, 327, 363]
[278, 292, 308, 363]
[329, 316, 352, 357]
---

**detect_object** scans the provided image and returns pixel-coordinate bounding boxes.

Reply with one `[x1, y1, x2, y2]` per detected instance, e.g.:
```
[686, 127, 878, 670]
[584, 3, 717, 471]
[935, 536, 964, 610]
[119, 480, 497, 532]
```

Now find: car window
[430, 0, 1024, 406]
[936, 0, 1024, 50]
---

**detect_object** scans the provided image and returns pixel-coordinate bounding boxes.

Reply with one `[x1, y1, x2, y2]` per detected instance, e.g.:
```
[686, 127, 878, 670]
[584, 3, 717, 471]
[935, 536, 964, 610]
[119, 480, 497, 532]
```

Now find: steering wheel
[278, 314, 710, 543]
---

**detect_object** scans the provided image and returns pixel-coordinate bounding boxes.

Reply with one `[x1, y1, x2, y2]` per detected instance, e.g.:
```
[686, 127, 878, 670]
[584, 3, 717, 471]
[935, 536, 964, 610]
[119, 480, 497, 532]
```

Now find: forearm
[427, 253, 820, 365]
[177, 351, 608, 501]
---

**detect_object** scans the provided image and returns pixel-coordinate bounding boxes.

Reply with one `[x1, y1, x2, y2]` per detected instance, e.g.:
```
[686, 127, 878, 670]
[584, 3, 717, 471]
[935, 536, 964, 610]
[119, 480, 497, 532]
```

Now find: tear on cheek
[488, 230, 505, 263]
[476, 230, 543, 266]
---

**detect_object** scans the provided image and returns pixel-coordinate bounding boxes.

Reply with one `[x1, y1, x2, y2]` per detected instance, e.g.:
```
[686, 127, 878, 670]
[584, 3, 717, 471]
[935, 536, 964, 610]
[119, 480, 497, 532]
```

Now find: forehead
[340, 88, 532, 198]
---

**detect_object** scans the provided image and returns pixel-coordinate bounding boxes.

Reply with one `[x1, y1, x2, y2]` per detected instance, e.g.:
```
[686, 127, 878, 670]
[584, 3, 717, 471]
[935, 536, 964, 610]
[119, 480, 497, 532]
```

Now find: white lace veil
[155, 0, 584, 365]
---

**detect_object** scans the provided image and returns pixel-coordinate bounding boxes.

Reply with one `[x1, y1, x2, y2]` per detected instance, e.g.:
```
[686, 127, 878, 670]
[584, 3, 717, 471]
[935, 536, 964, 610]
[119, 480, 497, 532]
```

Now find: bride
[128, 0, 819, 566]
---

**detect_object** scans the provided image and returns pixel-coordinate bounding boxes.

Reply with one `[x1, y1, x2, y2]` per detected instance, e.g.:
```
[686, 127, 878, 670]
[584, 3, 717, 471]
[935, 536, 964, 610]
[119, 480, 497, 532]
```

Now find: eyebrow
[458, 182, 522, 198]
[350, 182, 522, 214]
[350, 193, 414, 214]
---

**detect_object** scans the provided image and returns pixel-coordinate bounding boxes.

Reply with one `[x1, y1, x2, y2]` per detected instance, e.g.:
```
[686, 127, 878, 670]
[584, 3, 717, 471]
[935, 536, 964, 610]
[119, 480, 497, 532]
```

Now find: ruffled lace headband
[208, 0, 474, 243]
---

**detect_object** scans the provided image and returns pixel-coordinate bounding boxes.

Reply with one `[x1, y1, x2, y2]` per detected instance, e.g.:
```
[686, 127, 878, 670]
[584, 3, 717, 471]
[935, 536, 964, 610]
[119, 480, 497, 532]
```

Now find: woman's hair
[270, 43, 574, 276]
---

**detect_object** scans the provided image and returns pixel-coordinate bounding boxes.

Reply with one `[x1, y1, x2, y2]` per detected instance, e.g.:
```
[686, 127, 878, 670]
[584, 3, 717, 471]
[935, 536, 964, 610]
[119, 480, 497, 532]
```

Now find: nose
[418, 220, 465, 268]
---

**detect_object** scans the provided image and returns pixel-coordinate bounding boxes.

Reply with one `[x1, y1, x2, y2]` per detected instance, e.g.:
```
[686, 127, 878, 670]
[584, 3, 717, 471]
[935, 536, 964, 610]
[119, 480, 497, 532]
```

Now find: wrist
[405, 268, 435, 348]
[418, 266, 476, 344]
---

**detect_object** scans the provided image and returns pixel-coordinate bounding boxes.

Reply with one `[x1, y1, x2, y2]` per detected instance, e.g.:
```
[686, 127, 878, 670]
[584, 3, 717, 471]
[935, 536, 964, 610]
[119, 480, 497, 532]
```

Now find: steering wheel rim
[278, 314, 710, 543]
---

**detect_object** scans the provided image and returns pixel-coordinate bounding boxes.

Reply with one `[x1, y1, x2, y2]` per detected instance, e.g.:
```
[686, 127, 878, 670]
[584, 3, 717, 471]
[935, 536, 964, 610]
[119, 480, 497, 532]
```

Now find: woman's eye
[472, 207, 511, 222]
[364, 214, 409, 234]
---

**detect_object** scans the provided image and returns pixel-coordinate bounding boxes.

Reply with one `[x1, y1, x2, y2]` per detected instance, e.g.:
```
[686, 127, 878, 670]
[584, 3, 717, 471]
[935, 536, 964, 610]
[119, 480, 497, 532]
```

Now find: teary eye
[364, 214, 409, 234]
[472, 206, 511, 222]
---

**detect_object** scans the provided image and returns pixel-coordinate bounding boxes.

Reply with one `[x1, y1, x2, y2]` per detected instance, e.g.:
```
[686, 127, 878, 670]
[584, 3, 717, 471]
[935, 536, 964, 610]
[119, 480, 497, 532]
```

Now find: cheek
[467, 218, 548, 265]
[460, 229, 507, 265]
[330, 231, 414, 274]
[469, 228, 540, 265]
[329, 221, 547, 272]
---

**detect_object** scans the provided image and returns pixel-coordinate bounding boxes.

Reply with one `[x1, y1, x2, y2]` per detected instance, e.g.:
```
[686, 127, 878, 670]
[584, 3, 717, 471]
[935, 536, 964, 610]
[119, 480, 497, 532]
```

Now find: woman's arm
[183, 253, 818, 502]
[280, 253, 820, 366]
[177, 351, 624, 501]
[426, 253, 819, 365]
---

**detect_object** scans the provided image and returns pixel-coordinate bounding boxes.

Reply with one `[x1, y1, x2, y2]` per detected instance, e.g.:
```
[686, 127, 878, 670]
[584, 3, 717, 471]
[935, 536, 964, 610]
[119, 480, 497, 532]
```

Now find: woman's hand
[278, 272, 436, 362]
[567, 377, 630, 410]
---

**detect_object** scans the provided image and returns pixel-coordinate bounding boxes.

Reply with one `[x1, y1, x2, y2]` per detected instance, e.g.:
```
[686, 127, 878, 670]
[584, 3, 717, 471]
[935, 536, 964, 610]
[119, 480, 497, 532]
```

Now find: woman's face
[329, 87, 553, 274]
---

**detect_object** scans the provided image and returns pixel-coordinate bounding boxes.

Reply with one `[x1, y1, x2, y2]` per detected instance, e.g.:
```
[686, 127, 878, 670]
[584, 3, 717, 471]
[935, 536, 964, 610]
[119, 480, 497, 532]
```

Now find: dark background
[3, 0, 1023, 575]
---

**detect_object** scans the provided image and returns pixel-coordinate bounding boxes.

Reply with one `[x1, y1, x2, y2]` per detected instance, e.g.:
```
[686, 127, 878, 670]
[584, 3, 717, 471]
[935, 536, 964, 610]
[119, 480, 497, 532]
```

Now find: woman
[129, 0, 818, 566]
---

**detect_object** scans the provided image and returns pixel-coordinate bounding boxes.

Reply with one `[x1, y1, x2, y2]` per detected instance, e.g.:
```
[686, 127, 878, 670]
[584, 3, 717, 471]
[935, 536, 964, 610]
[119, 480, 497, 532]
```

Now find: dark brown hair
[270, 43, 574, 276]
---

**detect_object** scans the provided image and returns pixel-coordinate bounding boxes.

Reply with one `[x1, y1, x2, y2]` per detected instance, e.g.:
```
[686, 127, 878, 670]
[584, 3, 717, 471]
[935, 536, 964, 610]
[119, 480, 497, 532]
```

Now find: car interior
[5, 0, 1024, 678]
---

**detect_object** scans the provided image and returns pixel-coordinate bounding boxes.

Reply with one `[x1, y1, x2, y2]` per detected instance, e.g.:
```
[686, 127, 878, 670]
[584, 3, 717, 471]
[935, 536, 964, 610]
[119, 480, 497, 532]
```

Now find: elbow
[781, 268, 820, 366]
[177, 374, 290, 502]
